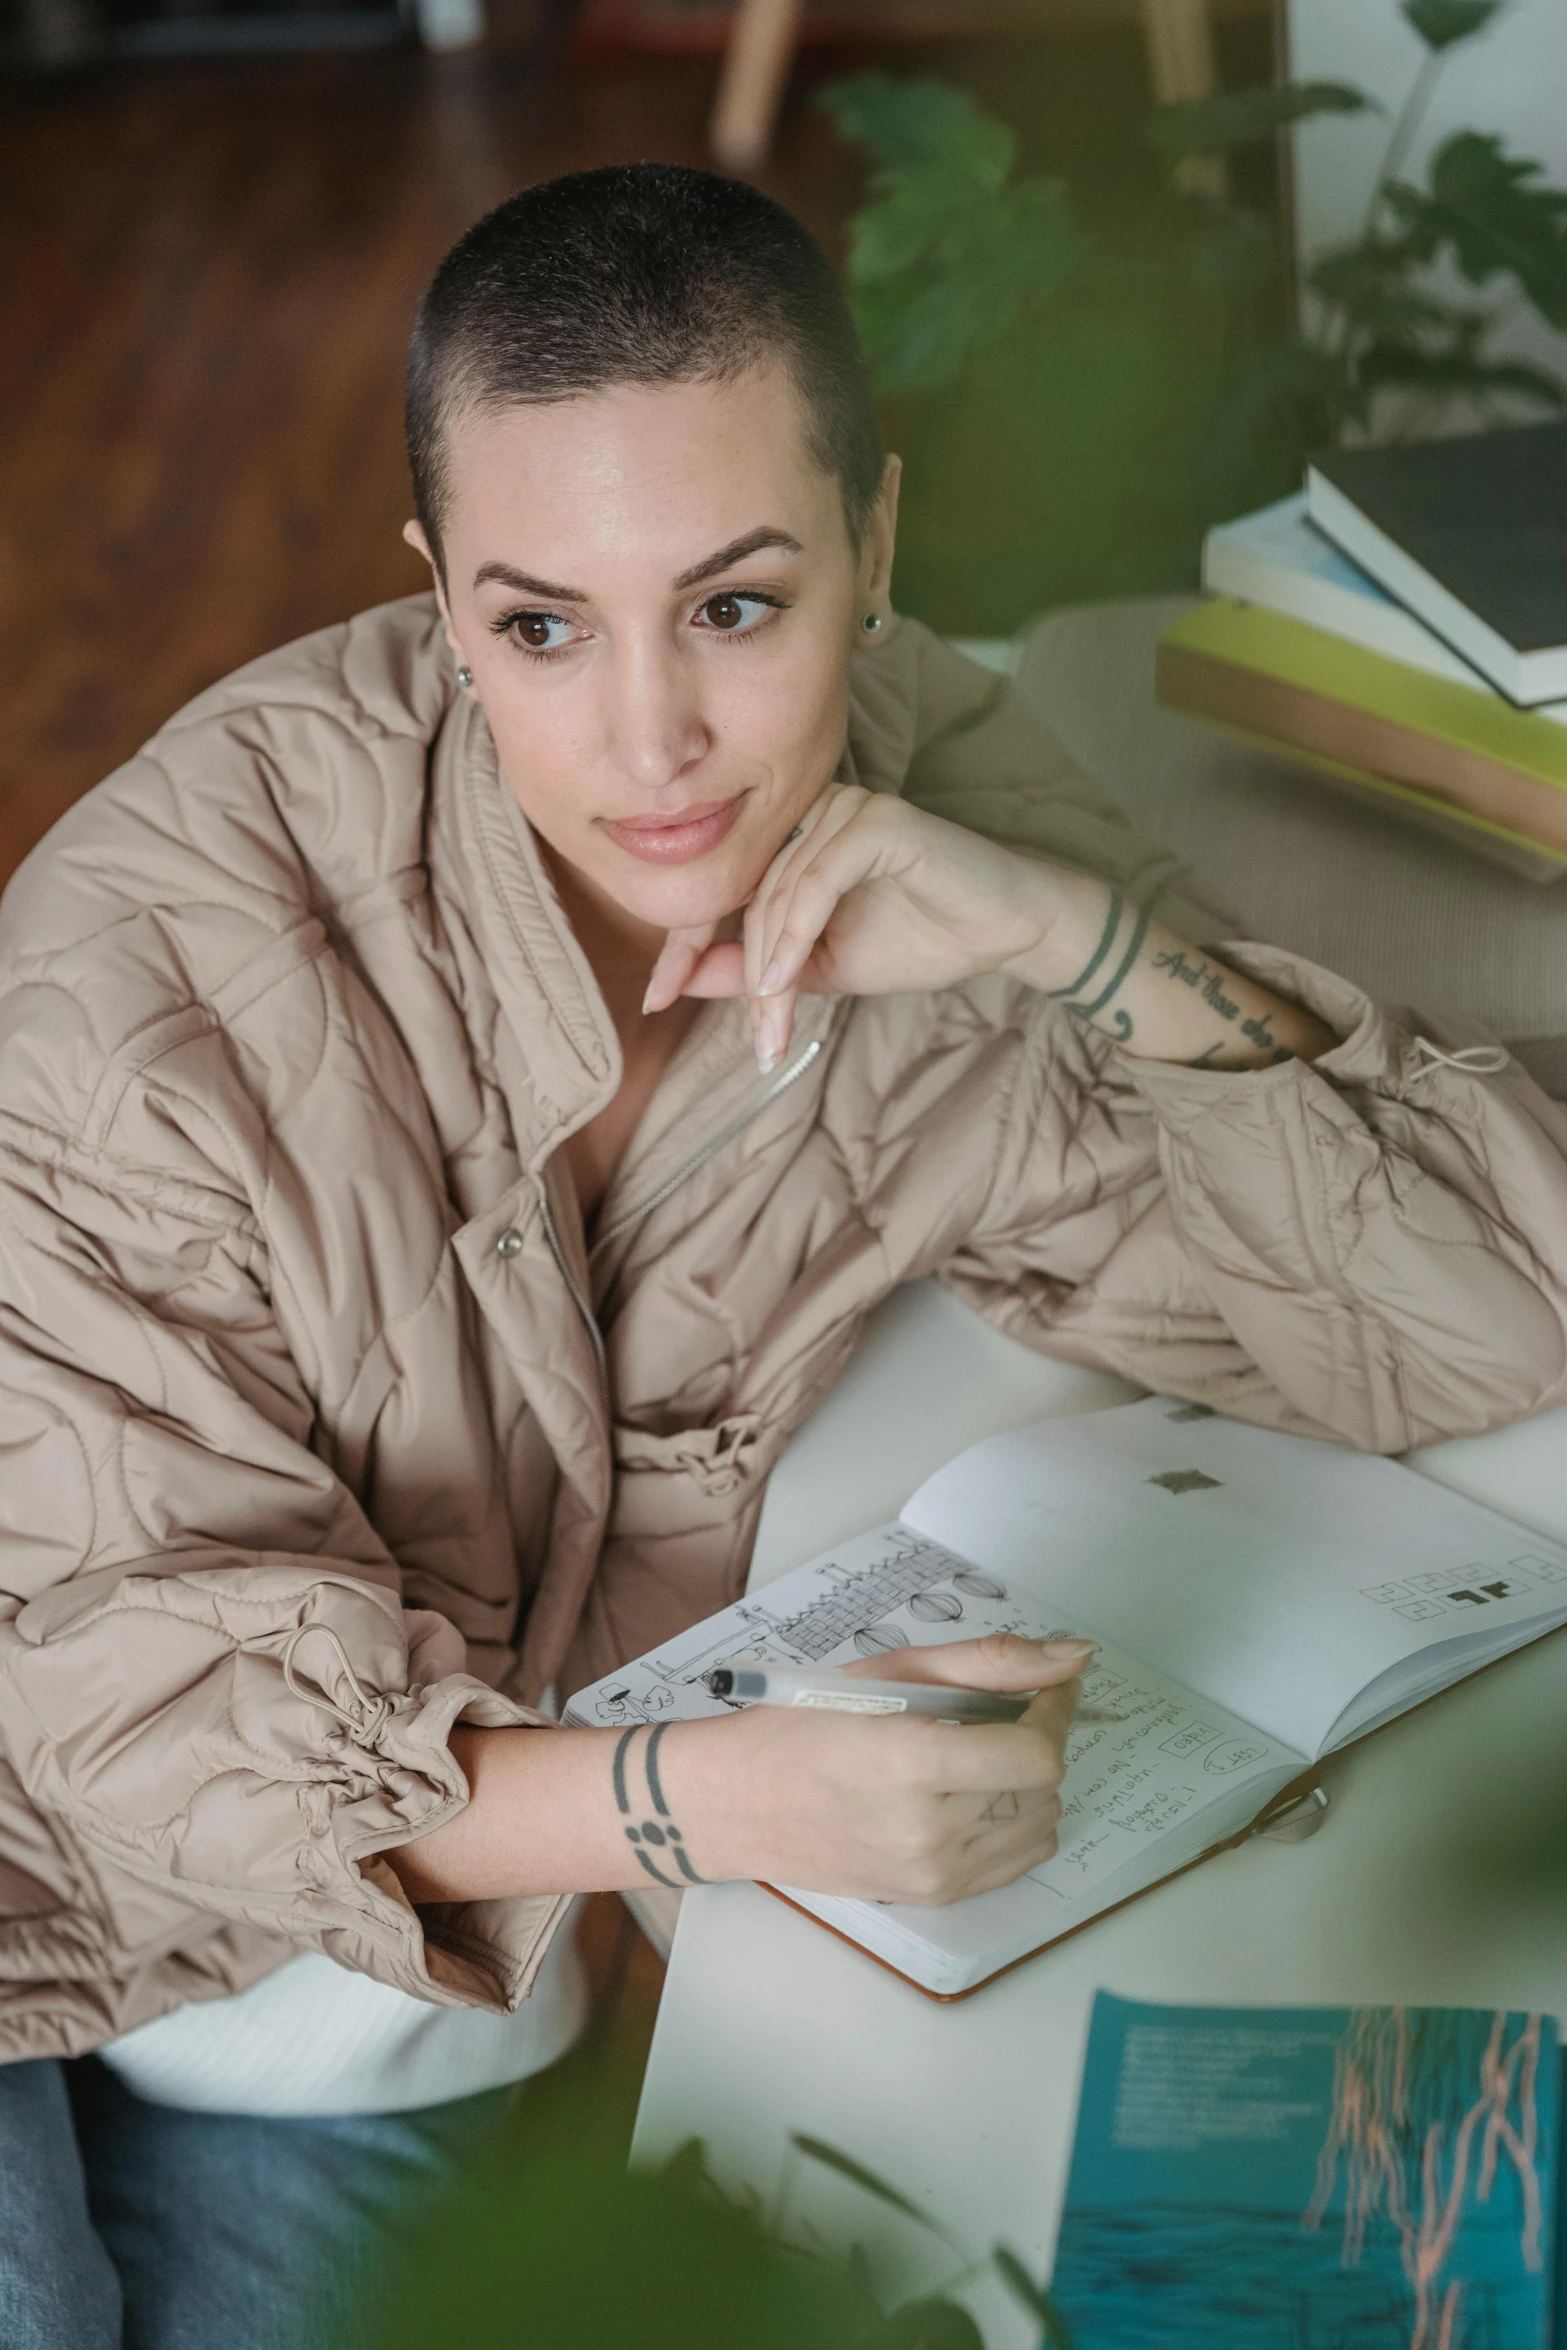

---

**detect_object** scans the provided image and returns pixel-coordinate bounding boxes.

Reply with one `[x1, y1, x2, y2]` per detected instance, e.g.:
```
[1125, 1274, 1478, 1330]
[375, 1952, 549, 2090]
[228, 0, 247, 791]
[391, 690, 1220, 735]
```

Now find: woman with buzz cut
[1, 163, 1565, 2346]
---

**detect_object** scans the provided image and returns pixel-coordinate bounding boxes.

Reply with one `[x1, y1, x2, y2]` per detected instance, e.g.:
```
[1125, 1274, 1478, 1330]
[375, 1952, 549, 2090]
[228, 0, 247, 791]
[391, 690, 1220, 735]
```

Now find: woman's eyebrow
[473, 559, 587, 601]
[470, 526, 804, 605]
[672, 527, 804, 590]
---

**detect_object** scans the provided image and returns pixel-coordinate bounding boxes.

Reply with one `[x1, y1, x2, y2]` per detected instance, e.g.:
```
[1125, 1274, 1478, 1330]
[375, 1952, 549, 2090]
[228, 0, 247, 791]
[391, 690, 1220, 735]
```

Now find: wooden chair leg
[709, 0, 803, 171]
[1140, 0, 1227, 197]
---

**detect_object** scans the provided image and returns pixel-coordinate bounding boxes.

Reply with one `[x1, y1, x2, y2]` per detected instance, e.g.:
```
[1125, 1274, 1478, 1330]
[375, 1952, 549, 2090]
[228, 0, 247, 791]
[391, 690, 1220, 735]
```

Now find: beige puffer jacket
[2, 595, 1565, 2064]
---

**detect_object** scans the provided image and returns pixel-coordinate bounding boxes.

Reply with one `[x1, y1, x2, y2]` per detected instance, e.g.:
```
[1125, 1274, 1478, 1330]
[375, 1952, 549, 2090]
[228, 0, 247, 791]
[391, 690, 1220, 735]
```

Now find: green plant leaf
[1390, 132, 1567, 325]
[1307, 236, 1422, 312]
[1184, 203, 1277, 301]
[819, 73, 1014, 188]
[1357, 343, 1567, 405]
[877, 2296, 987, 2349]
[1145, 80, 1372, 161]
[849, 172, 1083, 395]
[791, 2135, 963, 2251]
[992, 2245, 1080, 2349]
[658, 2137, 712, 2196]
[1402, 0, 1502, 50]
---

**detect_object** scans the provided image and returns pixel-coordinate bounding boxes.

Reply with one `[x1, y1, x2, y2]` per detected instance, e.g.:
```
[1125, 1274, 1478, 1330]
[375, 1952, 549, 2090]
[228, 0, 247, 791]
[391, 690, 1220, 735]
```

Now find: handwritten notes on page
[1032, 1648, 1287, 1909]
[564, 1520, 1299, 1916]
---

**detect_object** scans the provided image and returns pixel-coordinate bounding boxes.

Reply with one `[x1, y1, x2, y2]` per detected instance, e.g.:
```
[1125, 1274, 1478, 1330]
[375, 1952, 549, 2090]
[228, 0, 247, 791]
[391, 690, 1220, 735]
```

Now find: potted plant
[820, 0, 1567, 636]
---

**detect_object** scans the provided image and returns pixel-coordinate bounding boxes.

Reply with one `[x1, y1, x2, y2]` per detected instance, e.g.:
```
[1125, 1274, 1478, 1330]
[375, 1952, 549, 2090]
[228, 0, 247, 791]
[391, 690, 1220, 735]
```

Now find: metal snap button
[495, 1228, 523, 1260]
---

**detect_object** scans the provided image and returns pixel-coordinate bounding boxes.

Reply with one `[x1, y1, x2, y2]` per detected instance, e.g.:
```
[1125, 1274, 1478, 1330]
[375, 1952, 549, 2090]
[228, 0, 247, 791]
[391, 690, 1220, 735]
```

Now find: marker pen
[703, 1661, 1115, 1726]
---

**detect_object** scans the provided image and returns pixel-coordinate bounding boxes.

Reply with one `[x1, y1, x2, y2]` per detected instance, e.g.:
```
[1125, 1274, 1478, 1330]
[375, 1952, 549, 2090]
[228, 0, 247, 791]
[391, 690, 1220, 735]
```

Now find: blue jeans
[0, 2055, 513, 2350]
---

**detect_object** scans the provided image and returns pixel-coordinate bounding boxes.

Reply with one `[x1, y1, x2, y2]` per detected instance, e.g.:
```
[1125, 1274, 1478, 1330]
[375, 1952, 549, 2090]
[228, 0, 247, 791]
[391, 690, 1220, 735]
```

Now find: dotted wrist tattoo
[612, 1724, 708, 1888]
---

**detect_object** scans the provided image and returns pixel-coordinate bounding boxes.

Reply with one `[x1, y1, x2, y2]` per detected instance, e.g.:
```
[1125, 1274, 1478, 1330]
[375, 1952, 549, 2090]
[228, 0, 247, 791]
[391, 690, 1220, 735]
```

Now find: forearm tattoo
[1049, 888, 1294, 1067]
[1048, 889, 1146, 1044]
[612, 1724, 708, 1888]
[1153, 947, 1291, 1066]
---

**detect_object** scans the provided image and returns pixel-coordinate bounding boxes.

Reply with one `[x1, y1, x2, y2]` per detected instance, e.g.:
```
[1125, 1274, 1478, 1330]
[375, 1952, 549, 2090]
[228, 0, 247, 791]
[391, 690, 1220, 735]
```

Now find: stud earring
[456, 664, 473, 687]
[861, 612, 882, 635]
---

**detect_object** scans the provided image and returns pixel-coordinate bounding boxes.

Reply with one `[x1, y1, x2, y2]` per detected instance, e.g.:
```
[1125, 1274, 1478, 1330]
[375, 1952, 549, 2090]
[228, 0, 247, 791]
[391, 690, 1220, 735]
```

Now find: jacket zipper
[536, 1178, 608, 1390]
[532, 1036, 824, 1386]
[592, 1037, 823, 1254]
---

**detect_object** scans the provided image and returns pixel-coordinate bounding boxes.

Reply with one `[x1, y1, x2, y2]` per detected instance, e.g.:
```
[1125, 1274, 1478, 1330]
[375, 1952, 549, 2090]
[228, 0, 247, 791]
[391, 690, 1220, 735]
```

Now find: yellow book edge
[1165, 599, 1567, 793]
[1165, 696, 1567, 880]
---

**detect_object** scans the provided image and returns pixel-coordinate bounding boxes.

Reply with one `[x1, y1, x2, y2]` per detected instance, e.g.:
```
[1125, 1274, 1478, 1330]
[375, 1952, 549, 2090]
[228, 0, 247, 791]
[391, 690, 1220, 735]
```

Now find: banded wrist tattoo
[1048, 888, 1146, 1044]
[612, 1724, 709, 1888]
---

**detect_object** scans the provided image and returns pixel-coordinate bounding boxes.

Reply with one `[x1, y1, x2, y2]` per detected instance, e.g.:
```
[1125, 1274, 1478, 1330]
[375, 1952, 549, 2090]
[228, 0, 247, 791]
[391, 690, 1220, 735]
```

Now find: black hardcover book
[1307, 421, 1567, 705]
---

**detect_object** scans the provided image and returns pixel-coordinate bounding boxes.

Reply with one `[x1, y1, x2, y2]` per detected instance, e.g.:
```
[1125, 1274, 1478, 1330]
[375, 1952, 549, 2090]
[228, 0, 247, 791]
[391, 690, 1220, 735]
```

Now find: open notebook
[564, 1398, 1567, 1996]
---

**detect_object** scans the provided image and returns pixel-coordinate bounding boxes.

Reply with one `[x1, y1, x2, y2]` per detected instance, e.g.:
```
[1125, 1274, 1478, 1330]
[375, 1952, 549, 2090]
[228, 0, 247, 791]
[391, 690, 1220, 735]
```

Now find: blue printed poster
[1051, 1995, 1558, 2349]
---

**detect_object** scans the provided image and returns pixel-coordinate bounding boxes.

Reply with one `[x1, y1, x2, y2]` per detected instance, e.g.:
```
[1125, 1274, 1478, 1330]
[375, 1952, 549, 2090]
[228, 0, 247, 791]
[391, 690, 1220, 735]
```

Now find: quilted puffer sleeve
[944, 945, 1567, 1452]
[0, 1126, 566, 2014]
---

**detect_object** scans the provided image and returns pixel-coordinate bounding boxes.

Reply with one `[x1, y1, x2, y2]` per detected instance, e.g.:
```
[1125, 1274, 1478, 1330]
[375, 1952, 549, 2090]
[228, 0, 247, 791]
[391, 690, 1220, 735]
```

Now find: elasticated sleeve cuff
[1110, 943, 1567, 1450]
[0, 1560, 573, 2013]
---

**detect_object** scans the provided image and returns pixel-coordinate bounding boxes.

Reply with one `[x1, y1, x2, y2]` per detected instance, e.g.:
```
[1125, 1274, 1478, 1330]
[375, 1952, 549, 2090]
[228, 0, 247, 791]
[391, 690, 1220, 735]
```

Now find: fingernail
[642, 983, 658, 1015]
[759, 959, 784, 996]
[756, 1003, 787, 1069]
[757, 1040, 779, 1074]
[1043, 1639, 1097, 1659]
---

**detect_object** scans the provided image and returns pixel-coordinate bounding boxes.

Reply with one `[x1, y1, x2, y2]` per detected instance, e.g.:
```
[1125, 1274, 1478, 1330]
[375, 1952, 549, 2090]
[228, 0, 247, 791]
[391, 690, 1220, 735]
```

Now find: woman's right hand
[387, 1633, 1089, 1909]
[666, 1632, 1090, 1905]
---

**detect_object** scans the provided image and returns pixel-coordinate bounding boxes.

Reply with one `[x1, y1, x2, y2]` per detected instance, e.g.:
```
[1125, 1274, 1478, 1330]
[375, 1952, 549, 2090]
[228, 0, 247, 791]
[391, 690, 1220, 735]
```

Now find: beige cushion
[1011, 598, 1567, 1089]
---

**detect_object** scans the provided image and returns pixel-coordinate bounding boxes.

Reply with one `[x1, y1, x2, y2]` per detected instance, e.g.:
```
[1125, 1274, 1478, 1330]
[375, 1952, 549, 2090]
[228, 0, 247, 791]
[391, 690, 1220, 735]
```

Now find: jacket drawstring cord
[281, 1623, 394, 1750]
[1409, 1037, 1509, 1078]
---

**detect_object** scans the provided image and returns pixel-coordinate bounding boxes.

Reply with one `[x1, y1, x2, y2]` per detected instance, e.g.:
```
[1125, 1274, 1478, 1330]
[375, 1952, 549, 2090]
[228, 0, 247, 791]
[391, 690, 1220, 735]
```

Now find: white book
[1203, 496, 1484, 684]
[1207, 496, 1567, 736]
[566, 1397, 1567, 1997]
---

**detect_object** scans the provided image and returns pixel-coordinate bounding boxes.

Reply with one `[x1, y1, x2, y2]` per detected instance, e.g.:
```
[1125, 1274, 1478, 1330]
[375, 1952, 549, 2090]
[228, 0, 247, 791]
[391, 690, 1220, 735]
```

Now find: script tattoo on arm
[1037, 882, 1323, 1064]
[611, 1724, 709, 1888]
[1155, 948, 1294, 1068]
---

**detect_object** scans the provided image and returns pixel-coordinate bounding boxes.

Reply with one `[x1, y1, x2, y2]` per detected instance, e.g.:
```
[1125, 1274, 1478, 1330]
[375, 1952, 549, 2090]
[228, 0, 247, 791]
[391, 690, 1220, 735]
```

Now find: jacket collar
[433, 690, 620, 1174]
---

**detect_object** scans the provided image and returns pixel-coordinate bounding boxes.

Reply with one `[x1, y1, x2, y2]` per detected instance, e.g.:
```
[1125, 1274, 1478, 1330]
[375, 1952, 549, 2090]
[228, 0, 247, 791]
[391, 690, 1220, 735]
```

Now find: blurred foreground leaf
[356, 2144, 892, 2350]
[793, 2132, 964, 2250]
[992, 2245, 1079, 2349]
[882, 2294, 987, 2348]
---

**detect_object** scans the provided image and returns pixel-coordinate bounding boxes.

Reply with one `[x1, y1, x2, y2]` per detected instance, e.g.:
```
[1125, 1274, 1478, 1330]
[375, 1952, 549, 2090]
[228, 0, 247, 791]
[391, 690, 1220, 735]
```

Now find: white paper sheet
[901, 1397, 1567, 1759]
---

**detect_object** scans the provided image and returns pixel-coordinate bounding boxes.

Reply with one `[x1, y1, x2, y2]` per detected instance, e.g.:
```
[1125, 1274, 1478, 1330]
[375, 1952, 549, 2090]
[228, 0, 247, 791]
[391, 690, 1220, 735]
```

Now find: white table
[631, 1280, 1567, 2344]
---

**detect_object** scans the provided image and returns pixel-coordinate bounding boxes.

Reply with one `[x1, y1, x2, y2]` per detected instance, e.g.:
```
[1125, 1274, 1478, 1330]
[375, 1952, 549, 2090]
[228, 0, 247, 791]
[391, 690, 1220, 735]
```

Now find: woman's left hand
[643, 785, 1058, 1071]
[643, 781, 1335, 1074]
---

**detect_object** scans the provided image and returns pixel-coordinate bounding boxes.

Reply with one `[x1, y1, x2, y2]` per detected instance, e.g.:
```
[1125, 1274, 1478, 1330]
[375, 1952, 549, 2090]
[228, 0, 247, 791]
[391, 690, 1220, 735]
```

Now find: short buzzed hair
[405, 164, 885, 576]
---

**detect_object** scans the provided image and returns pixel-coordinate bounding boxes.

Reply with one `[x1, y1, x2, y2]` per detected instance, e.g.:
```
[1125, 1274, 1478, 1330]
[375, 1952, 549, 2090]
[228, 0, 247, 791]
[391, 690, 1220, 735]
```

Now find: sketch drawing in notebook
[566, 1397, 1567, 1997]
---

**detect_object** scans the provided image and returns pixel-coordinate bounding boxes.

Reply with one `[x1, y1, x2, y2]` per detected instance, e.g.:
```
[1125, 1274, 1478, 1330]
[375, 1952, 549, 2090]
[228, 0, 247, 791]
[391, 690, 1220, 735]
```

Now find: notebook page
[901, 1397, 1567, 1761]
[564, 1521, 1298, 1978]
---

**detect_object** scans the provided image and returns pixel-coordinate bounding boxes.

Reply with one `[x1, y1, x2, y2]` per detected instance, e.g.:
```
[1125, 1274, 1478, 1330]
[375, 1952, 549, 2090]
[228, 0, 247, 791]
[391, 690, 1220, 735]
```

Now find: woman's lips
[599, 796, 746, 864]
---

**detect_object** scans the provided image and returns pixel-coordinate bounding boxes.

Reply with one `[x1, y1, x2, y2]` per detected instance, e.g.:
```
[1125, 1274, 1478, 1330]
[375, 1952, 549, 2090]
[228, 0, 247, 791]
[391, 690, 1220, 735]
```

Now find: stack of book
[1158, 419, 1567, 882]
